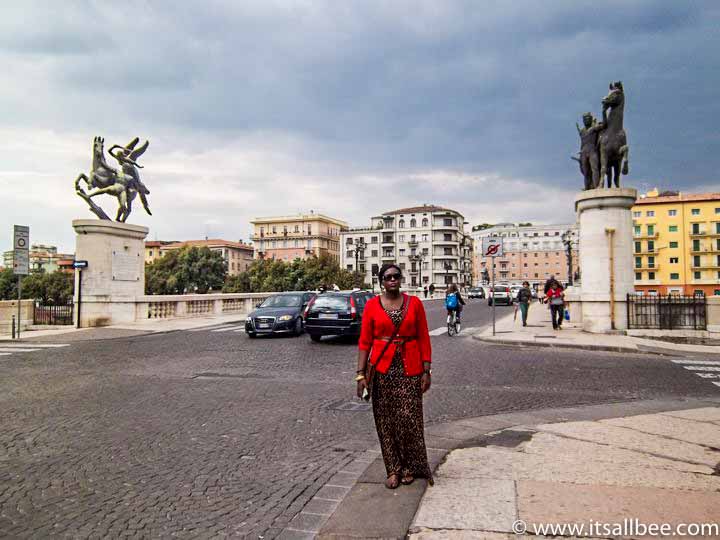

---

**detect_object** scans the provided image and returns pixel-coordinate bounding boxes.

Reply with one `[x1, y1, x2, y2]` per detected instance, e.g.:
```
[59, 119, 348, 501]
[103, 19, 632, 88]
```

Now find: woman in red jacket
[356, 263, 433, 489]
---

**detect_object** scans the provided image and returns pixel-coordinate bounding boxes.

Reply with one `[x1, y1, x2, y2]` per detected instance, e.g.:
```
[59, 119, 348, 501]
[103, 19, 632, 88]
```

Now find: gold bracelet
[354, 374, 365, 382]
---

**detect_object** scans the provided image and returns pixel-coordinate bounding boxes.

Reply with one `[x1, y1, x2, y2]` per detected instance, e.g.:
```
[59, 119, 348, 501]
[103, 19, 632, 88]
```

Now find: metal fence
[33, 303, 74, 326]
[627, 294, 707, 330]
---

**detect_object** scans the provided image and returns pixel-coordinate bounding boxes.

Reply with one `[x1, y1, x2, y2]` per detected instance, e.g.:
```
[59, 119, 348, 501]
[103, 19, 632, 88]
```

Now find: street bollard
[11, 315, 16, 339]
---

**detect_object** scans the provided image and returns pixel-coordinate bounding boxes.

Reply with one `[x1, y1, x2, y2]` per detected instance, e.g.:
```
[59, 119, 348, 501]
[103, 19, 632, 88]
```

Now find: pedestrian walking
[517, 281, 533, 327]
[423, 286, 428, 299]
[545, 281, 565, 330]
[429, 283, 435, 298]
[543, 274, 560, 296]
[356, 263, 434, 489]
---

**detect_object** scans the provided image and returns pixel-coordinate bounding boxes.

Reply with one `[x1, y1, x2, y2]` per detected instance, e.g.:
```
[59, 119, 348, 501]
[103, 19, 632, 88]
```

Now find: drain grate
[193, 372, 272, 380]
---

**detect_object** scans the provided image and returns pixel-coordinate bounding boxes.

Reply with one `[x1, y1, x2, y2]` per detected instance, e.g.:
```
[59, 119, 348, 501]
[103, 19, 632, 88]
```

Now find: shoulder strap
[375, 295, 409, 361]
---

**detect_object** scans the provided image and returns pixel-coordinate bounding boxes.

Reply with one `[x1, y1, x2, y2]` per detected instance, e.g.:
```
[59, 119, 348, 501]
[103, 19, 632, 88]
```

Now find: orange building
[150, 239, 254, 276]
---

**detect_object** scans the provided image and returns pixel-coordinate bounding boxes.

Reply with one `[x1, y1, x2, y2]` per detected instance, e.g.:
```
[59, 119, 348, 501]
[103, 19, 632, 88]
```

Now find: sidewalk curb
[472, 334, 653, 355]
[312, 397, 720, 539]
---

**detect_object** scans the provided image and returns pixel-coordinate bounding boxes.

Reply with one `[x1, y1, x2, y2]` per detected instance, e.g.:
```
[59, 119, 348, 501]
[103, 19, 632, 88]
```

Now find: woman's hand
[421, 372, 431, 393]
[356, 377, 368, 399]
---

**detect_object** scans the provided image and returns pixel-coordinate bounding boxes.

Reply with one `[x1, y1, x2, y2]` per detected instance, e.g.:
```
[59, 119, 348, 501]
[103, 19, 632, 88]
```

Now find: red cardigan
[358, 294, 432, 376]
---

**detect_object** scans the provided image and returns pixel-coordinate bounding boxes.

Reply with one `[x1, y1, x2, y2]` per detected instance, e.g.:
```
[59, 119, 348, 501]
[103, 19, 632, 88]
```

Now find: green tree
[0, 267, 18, 300]
[145, 246, 226, 294]
[0, 268, 73, 303]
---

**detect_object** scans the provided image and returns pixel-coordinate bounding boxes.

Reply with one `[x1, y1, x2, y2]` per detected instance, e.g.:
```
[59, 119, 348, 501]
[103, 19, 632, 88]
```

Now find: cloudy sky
[1, 1, 718, 254]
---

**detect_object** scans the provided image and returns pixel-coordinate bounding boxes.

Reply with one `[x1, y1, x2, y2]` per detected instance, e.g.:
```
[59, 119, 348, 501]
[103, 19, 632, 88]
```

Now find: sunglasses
[382, 273, 402, 282]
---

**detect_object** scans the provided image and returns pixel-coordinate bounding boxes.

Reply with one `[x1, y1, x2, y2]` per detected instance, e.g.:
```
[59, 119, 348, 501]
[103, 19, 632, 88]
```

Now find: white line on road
[0, 343, 69, 348]
[0, 353, 10, 356]
[429, 326, 478, 336]
[695, 373, 720, 379]
[0, 348, 41, 353]
[672, 359, 720, 365]
[429, 327, 447, 336]
[211, 325, 245, 333]
[683, 366, 720, 372]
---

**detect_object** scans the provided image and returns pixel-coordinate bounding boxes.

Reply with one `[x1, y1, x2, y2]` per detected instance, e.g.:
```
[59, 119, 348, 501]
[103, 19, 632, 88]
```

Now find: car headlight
[246, 317, 252, 323]
[278, 315, 293, 322]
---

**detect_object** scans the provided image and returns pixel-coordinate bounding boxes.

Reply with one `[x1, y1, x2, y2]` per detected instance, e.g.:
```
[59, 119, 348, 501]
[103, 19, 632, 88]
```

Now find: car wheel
[247, 332, 257, 339]
[294, 317, 304, 336]
[310, 334, 322, 342]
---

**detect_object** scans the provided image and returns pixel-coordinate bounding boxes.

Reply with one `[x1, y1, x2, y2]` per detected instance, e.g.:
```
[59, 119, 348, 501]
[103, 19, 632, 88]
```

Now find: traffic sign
[72, 260, 89, 269]
[481, 237, 504, 258]
[13, 225, 29, 275]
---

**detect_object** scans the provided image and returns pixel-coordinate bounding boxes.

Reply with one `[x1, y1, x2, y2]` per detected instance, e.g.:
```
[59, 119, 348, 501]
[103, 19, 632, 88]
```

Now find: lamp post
[561, 230, 575, 286]
[444, 261, 452, 285]
[410, 251, 425, 288]
[353, 239, 366, 287]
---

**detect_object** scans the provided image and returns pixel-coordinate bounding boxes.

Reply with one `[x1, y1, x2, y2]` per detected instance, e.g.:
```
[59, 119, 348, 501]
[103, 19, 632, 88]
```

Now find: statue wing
[128, 140, 149, 162]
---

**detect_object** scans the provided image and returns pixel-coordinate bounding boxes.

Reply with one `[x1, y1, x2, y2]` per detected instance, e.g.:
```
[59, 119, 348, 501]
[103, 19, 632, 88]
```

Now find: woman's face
[382, 268, 402, 292]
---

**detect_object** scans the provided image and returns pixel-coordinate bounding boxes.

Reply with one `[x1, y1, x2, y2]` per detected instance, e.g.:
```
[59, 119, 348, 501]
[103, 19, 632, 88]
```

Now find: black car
[245, 292, 316, 338]
[467, 286, 485, 299]
[304, 290, 374, 342]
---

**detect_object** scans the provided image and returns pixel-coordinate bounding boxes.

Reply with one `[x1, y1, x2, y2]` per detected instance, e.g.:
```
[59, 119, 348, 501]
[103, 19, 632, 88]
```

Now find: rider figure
[445, 283, 465, 324]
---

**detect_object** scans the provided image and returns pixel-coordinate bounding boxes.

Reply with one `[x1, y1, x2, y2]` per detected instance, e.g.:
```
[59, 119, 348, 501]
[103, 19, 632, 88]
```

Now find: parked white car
[488, 285, 513, 306]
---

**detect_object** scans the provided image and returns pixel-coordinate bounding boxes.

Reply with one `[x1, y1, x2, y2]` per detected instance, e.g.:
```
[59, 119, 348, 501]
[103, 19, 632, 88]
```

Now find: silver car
[488, 285, 512, 306]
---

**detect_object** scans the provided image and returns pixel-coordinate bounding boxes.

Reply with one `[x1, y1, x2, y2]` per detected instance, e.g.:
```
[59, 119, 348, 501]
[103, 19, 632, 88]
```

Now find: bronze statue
[75, 136, 152, 222]
[573, 112, 604, 189]
[573, 81, 630, 189]
[599, 81, 629, 188]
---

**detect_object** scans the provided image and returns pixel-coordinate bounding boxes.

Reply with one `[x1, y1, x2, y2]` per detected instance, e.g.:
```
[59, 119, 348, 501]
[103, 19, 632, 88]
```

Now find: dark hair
[378, 263, 401, 283]
[522, 281, 529, 287]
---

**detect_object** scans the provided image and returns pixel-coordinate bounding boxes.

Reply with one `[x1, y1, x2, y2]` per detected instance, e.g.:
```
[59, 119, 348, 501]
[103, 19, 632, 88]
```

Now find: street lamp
[410, 251, 426, 288]
[444, 261, 452, 285]
[353, 239, 366, 287]
[561, 230, 576, 286]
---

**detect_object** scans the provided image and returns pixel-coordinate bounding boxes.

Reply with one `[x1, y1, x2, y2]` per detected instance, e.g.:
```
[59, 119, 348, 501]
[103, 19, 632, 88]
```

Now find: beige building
[147, 239, 254, 276]
[340, 205, 473, 288]
[2, 244, 74, 273]
[250, 212, 347, 262]
[470, 223, 579, 287]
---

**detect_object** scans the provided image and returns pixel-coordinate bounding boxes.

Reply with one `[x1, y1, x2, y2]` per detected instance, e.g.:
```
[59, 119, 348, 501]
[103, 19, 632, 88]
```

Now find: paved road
[1, 299, 717, 538]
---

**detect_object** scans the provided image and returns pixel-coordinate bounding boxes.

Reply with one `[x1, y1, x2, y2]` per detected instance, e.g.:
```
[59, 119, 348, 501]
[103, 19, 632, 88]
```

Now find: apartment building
[2, 244, 74, 273]
[470, 223, 579, 287]
[339, 204, 473, 288]
[632, 189, 720, 296]
[250, 212, 347, 262]
[144, 241, 176, 264]
[152, 239, 254, 276]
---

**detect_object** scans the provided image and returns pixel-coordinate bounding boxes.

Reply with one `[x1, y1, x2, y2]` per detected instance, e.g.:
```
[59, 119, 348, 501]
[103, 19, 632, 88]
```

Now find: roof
[163, 239, 254, 251]
[635, 192, 720, 205]
[382, 205, 453, 215]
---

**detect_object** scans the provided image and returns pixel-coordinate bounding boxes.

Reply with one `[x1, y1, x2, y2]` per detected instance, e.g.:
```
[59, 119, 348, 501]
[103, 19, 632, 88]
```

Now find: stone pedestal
[575, 188, 637, 333]
[72, 219, 149, 327]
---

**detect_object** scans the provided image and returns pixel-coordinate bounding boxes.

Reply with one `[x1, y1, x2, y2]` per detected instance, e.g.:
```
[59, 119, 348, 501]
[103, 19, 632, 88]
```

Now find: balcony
[633, 249, 658, 255]
[433, 223, 457, 231]
[633, 233, 659, 239]
[691, 262, 720, 270]
[433, 239, 459, 247]
[634, 264, 660, 271]
[634, 279, 661, 286]
[381, 253, 395, 260]
[691, 247, 720, 254]
[408, 240, 419, 248]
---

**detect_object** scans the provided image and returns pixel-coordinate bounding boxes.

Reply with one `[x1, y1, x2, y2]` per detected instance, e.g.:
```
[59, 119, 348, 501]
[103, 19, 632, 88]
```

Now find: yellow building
[250, 212, 347, 262]
[632, 190, 720, 296]
[145, 239, 254, 276]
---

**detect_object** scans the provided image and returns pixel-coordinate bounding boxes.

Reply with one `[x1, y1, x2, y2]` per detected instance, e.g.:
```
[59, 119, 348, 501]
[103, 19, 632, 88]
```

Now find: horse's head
[602, 81, 624, 110]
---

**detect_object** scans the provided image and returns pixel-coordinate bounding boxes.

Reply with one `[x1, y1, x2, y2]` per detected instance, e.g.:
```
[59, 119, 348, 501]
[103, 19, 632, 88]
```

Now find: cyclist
[445, 284, 466, 325]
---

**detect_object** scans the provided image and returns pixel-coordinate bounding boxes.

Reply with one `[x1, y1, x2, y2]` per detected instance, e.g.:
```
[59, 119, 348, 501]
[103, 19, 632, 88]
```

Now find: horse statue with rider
[75, 136, 152, 222]
[572, 81, 629, 190]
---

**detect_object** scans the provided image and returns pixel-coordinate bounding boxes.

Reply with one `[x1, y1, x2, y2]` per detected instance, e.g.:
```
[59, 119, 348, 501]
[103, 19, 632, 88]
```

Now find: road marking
[211, 325, 245, 333]
[683, 366, 720, 372]
[0, 343, 69, 348]
[429, 326, 477, 336]
[672, 359, 720, 365]
[0, 353, 10, 356]
[0, 348, 42, 353]
[695, 373, 720, 379]
[429, 327, 447, 336]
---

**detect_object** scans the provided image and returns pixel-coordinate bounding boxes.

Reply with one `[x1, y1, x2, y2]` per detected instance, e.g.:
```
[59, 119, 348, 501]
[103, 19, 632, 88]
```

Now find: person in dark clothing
[517, 281, 533, 327]
[423, 286, 428, 298]
[429, 283, 435, 298]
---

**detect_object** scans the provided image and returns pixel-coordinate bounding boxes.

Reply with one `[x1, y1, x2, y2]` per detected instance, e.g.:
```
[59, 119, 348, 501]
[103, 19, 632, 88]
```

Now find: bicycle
[447, 310, 460, 336]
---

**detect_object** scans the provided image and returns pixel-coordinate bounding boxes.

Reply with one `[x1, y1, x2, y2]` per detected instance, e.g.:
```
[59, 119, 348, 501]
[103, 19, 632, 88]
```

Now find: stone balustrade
[138, 292, 274, 320]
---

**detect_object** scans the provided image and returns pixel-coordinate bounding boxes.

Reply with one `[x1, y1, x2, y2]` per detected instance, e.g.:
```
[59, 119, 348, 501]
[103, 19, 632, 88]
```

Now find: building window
[669, 241, 678, 248]
[633, 225, 641, 236]
[646, 211, 654, 217]
[635, 272, 641, 280]
[399, 235, 405, 242]
[294, 225, 299, 232]
[669, 257, 679, 264]
[668, 209, 677, 217]
[399, 219, 405, 228]
[647, 240, 655, 252]
[148, 250, 153, 257]
[371, 250, 378, 257]
[693, 239, 700, 251]
[371, 236, 378, 243]
[669, 225, 678, 232]
[670, 273, 679, 280]
[635, 257, 642, 268]
[444, 233, 452, 241]
[647, 225, 654, 236]
[691, 208, 700, 216]
[634, 241, 641, 253]
[410, 219, 416, 228]
[648, 271, 655, 280]
[399, 249, 405, 256]
[692, 223, 700, 234]
[693, 255, 701, 267]
[422, 218, 428, 227]
[648, 256, 655, 268]
[632, 211, 641, 218]
[694, 271, 701, 279]
[444, 248, 453, 255]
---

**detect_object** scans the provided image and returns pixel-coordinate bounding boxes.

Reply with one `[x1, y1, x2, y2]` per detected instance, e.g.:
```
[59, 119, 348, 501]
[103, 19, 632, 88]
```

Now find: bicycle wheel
[447, 322, 456, 336]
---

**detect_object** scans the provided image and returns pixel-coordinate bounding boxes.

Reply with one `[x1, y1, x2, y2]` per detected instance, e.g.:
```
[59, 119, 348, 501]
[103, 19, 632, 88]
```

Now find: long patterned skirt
[371, 352, 433, 483]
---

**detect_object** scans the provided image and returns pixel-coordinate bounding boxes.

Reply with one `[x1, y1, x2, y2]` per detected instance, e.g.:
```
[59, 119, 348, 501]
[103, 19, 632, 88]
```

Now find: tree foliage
[0, 268, 74, 303]
[145, 246, 227, 294]
[223, 254, 363, 293]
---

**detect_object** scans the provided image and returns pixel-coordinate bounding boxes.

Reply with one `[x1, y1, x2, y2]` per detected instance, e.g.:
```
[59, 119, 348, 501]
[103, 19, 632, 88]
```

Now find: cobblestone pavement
[1, 300, 716, 538]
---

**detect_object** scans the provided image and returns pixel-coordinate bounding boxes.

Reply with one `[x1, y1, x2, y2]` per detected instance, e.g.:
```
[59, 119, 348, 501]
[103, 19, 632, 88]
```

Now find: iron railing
[627, 294, 706, 330]
[33, 303, 74, 325]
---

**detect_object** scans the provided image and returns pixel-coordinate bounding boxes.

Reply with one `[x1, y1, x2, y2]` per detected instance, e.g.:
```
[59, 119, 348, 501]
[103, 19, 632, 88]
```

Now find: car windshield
[493, 286, 509, 292]
[312, 296, 350, 310]
[260, 295, 303, 308]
